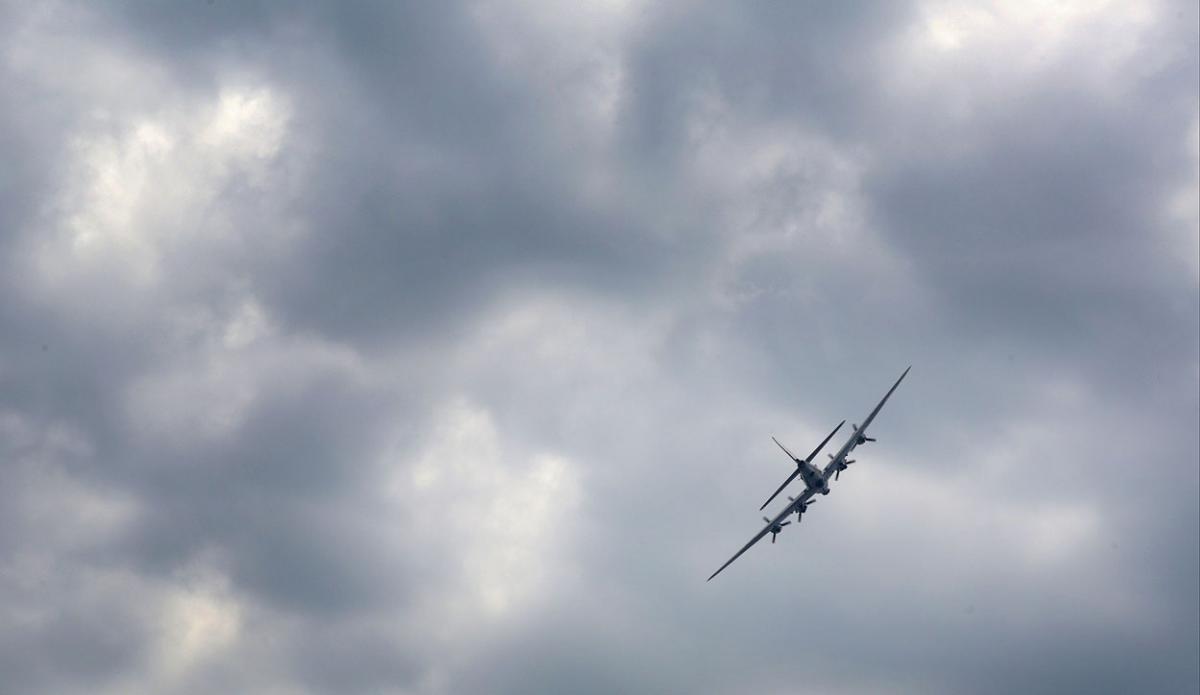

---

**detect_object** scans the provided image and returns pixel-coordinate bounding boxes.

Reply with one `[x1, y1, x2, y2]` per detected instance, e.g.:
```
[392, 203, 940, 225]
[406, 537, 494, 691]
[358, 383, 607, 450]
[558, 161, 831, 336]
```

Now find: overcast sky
[1, 2, 1197, 693]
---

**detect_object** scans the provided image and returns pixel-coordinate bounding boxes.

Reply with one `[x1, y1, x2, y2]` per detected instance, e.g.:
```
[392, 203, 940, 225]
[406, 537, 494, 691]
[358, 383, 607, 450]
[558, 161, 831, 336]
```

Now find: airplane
[707, 366, 911, 582]
[758, 420, 846, 510]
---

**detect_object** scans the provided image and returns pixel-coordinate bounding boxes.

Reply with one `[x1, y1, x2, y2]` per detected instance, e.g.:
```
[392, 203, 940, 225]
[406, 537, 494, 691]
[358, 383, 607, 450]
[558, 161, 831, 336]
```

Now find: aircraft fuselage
[799, 462, 830, 494]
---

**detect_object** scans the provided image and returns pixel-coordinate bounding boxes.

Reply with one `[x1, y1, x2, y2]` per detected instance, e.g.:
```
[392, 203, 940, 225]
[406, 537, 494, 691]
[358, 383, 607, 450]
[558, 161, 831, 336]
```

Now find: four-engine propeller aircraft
[707, 367, 910, 582]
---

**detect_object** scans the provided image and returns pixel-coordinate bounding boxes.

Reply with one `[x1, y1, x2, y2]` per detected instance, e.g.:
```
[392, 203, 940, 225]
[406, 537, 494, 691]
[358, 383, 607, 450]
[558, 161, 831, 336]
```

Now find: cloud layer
[1, 2, 1196, 693]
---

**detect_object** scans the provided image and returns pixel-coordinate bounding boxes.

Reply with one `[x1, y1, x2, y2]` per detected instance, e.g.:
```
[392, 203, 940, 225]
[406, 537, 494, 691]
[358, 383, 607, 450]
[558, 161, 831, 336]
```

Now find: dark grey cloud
[0, 1, 1196, 693]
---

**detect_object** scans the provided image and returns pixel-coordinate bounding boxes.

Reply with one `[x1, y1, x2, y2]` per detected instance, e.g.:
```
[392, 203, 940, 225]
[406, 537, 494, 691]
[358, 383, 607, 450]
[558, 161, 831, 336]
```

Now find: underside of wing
[857, 366, 911, 434]
[708, 492, 813, 581]
[707, 525, 773, 582]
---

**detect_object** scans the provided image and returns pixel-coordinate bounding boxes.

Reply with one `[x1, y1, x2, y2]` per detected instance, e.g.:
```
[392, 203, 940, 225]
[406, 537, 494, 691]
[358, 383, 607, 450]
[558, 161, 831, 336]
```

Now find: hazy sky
[1, 2, 1197, 693]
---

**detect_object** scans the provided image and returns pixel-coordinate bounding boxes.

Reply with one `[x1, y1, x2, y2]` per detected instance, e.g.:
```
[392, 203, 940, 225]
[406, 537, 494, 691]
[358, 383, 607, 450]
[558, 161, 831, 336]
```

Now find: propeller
[765, 517, 792, 543]
[793, 497, 817, 520]
[852, 424, 876, 445]
[833, 459, 855, 481]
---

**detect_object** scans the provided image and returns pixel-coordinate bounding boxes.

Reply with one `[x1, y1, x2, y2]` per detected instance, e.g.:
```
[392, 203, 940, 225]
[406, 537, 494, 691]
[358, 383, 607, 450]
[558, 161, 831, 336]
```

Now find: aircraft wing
[759, 467, 804, 512]
[856, 366, 910, 437]
[707, 489, 816, 581]
[823, 366, 910, 478]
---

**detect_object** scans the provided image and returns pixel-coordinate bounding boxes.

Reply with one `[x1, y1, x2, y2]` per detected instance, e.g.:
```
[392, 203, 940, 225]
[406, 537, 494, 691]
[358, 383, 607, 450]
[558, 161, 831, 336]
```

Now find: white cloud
[154, 563, 242, 681]
[890, 0, 1169, 132]
[908, 0, 1159, 70]
[124, 315, 368, 446]
[34, 83, 292, 291]
[1167, 112, 1199, 283]
[394, 397, 581, 622]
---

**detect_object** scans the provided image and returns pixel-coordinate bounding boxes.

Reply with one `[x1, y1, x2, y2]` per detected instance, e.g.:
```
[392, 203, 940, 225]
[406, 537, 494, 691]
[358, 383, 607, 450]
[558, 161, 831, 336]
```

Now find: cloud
[0, 2, 1196, 694]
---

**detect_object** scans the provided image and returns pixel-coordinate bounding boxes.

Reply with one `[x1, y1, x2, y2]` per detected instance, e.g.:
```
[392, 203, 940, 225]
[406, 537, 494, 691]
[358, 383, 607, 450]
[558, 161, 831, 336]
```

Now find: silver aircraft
[707, 367, 911, 582]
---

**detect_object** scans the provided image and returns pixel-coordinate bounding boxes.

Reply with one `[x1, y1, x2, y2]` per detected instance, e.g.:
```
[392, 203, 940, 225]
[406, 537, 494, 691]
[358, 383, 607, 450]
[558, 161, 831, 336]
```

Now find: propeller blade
[772, 436, 801, 463]
[834, 469, 840, 481]
[804, 420, 846, 462]
[760, 467, 803, 510]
